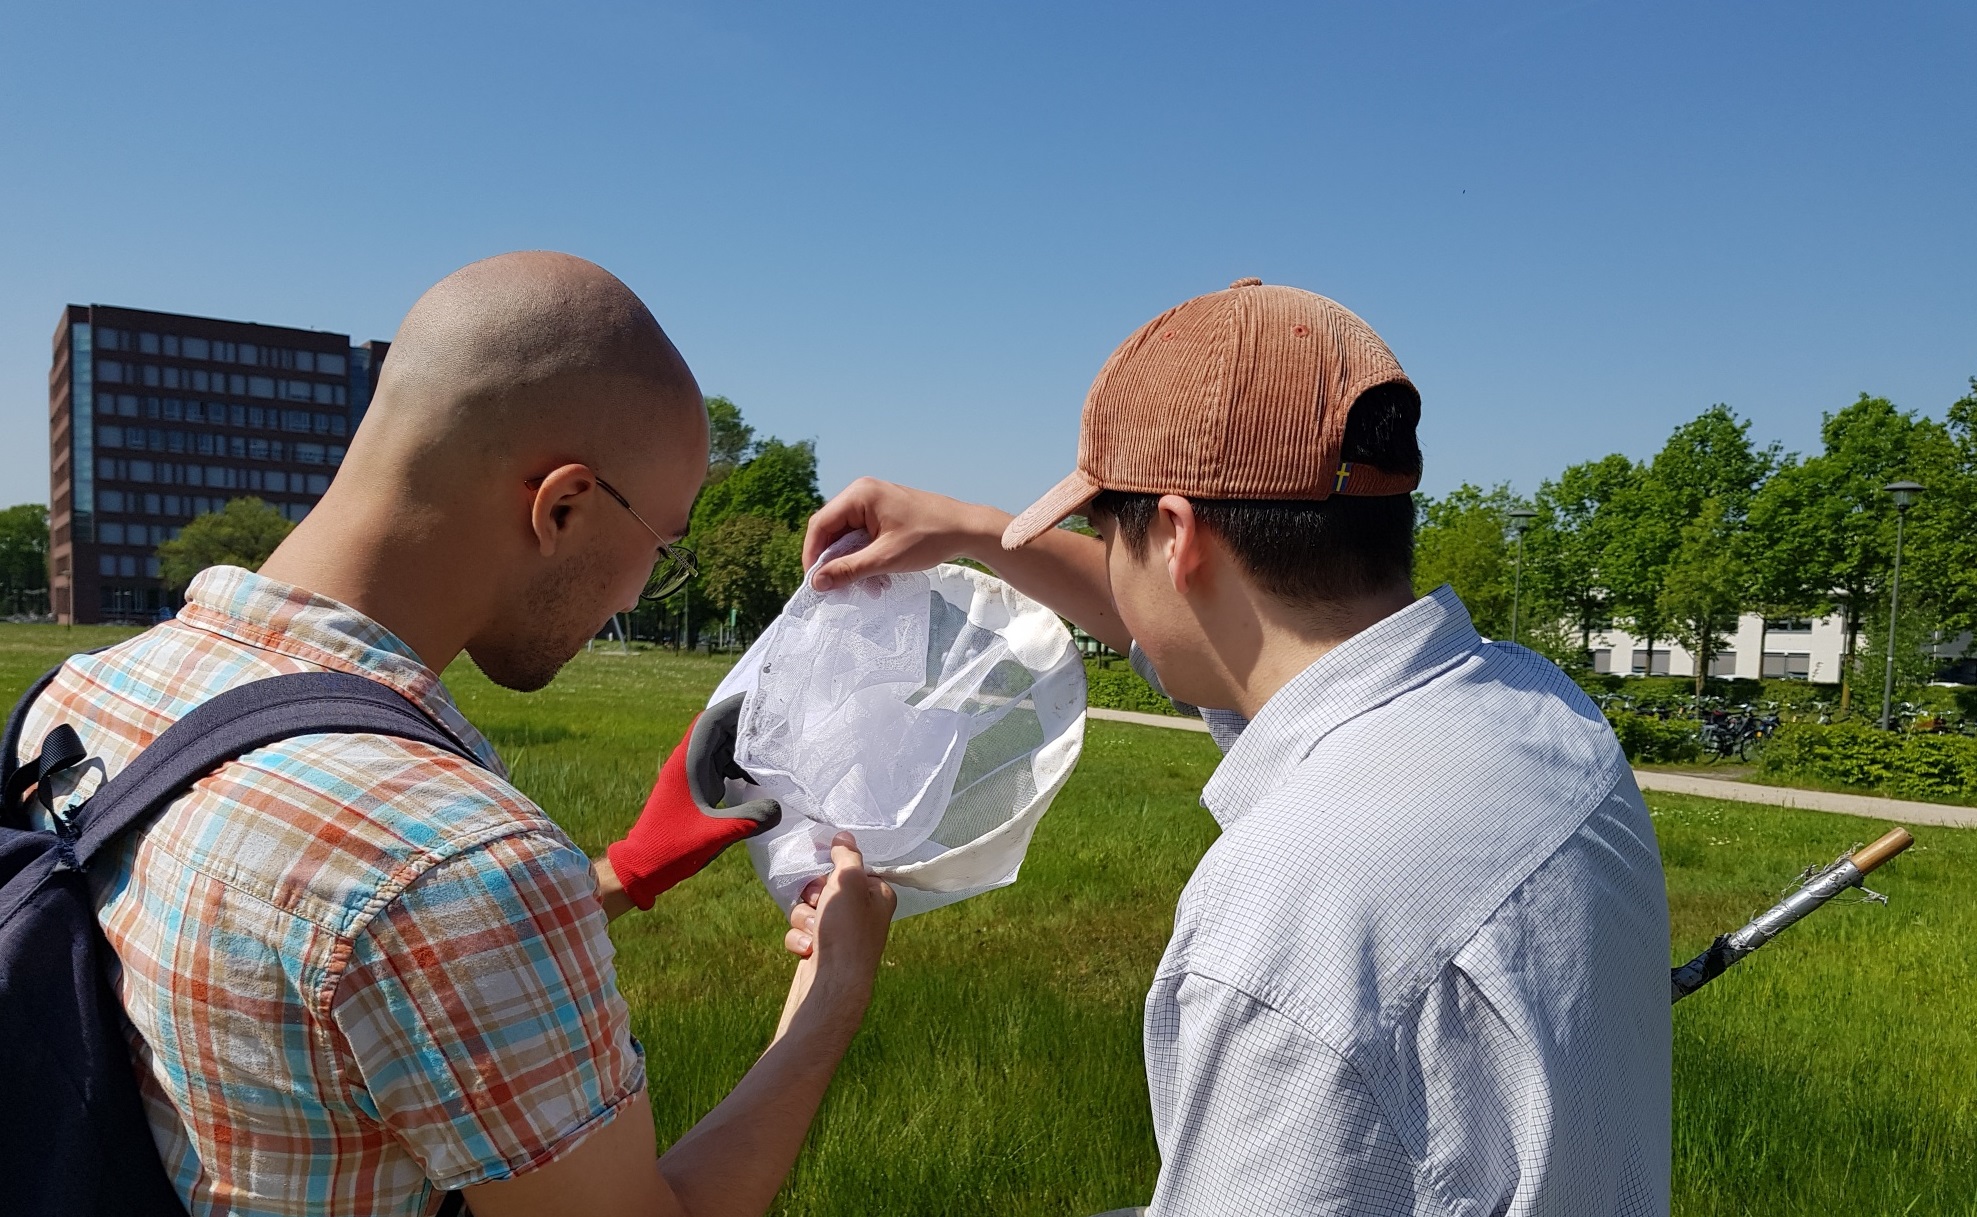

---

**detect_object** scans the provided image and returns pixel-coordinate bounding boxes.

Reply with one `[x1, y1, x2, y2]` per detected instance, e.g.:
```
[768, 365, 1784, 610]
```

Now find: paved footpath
[1085, 707, 1977, 829]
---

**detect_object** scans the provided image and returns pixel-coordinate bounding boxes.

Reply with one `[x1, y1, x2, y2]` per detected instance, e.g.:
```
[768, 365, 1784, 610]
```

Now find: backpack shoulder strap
[67, 670, 484, 868]
[4, 659, 81, 793]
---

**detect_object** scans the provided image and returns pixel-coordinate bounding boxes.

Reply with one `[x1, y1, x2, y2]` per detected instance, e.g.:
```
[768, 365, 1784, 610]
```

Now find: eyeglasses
[555, 472, 697, 602]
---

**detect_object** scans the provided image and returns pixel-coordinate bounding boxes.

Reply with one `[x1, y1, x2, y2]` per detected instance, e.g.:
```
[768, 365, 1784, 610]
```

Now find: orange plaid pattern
[17, 567, 644, 1217]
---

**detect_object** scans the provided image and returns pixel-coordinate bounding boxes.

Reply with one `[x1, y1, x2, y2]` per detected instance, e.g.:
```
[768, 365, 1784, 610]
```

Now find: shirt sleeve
[330, 830, 647, 1189]
[1146, 972, 1424, 1216]
[1127, 643, 1248, 753]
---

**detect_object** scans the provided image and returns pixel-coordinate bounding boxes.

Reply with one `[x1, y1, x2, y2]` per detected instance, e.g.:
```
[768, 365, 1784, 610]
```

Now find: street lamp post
[1880, 481, 1925, 731]
[1508, 508, 1537, 646]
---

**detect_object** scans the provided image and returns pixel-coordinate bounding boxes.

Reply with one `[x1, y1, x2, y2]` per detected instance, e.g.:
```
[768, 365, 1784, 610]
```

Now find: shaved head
[271, 252, 712, 691]
[359, 251, 703, 479]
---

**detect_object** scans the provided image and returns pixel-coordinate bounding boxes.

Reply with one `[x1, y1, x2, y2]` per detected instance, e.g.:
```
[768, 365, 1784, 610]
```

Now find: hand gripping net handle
[1669, 826, 1914, 1004]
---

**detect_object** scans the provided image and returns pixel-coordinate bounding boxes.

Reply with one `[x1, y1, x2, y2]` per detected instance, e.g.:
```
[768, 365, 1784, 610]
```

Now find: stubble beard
[471, 547, 618, 693]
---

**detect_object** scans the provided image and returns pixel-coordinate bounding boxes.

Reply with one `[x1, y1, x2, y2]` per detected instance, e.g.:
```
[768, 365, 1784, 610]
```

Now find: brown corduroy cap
[1002, 278, 1421, 549]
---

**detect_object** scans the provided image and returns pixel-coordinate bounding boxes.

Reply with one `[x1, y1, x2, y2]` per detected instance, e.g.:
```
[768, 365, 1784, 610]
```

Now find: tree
[0, 503, 49, 616]
[1659, 497, 1746, 697]
[156, 498, 294, 590]
[698, 513, 806, 636]
[1606, 406, 1774, 678]
[704, 395, 758, 486]
[1413, 483, 1526, 638]
[1745, 395, 1949, 709]
[640, 398, 824, 650]
[1907, 379, 1977, 643]
[689, 438, 823, 538]
[1526, 454, 1635, 654]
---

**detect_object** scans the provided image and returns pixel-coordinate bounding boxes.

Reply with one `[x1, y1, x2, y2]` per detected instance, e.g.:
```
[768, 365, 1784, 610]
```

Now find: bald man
[16, 253, 892, 1217]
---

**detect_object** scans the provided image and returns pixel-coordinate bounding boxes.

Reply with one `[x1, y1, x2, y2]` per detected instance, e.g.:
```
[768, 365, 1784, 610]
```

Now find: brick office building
[48, 304, 389, 624]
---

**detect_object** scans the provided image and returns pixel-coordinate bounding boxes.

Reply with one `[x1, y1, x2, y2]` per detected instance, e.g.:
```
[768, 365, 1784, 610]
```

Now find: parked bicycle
[1699, 703, 1779, 762]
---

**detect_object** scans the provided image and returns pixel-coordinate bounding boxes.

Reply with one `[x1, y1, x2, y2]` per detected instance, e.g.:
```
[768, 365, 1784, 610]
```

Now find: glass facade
[71, 323, 94, 542]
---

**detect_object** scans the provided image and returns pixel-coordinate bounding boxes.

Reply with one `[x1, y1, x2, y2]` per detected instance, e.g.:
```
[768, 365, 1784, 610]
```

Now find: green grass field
[3, 625, 1972, 1215]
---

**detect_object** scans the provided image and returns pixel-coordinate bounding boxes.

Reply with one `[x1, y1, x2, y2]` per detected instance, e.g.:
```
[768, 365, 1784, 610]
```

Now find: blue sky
[2, 2, 1971, 515]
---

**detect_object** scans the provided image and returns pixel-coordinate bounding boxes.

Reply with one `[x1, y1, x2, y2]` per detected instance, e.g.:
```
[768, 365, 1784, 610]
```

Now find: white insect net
[710, 532, 1087, 919]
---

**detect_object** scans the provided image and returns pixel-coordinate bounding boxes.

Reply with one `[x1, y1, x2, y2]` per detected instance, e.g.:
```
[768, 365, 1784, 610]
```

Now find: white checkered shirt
[1131, 586, 1670, 1215]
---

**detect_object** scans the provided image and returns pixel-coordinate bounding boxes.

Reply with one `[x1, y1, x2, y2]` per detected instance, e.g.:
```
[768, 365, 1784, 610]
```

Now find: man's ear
[528, 463, 598, 558]
[1156, 494, 1210, 596]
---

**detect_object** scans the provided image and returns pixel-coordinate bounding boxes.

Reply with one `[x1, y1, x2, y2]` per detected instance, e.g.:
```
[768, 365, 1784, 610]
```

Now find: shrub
[1604, 712, 1703, 764]
[1758, 722, 1977, 803]
[1082, 659, 1181, 716]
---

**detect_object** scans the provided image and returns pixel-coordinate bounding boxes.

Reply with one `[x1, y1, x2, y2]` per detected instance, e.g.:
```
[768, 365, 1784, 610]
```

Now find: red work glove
[606, 693, 781, 910]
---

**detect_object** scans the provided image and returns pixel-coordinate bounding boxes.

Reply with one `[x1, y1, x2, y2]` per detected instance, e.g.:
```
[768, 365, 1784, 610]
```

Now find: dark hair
[1089, 382, 1420, 605]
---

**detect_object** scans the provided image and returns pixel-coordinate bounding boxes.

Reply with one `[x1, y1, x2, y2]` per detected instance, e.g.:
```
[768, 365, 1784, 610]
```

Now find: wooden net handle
[1851, 827, 1914, 874]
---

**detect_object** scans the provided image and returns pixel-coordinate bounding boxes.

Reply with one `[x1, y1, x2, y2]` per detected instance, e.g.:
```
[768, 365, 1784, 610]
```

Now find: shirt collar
[1199, 584, 1482, 828]
[175, 565, 506, 777]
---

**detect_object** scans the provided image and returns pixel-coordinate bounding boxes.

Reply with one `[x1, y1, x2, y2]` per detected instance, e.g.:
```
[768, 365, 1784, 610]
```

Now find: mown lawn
[2, 625, 1971, 1215]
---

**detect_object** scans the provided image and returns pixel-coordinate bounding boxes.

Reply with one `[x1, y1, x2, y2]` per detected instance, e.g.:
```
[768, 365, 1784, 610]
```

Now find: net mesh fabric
[712, 532, 1086, 919]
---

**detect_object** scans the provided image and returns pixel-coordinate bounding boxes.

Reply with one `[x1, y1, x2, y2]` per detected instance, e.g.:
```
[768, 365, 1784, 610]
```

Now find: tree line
[1415, 381, 1977, 706]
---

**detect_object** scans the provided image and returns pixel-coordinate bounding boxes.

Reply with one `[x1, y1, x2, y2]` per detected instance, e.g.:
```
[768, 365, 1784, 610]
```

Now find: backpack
[0, 664, 483, 1216]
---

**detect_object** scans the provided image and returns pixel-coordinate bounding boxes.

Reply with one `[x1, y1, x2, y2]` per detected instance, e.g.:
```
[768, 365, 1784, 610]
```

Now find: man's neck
[1223, 586, 1417, 720]
[256, 491, 485, 677]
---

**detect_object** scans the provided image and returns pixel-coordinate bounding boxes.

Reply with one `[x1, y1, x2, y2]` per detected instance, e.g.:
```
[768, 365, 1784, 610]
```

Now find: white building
[1586, 615, 1974, 684]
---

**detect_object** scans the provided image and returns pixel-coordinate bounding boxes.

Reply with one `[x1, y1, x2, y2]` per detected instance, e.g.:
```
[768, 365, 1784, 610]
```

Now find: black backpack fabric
[0, 665, 482, 1216]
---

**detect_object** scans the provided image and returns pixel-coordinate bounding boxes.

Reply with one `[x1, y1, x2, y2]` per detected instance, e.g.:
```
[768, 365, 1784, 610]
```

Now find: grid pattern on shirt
[1133, 587, 1671, 1216]
[17, 566, 645, 1217]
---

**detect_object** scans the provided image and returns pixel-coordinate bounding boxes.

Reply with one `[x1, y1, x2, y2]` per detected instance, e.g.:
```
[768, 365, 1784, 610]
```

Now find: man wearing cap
[802, 280, 1670, 1214]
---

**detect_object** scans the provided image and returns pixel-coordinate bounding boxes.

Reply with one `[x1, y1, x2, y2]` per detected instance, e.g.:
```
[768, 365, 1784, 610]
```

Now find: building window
[99, 554, 116, 577]
[138, 332, 159, 354]
[99, 426, 123, 448]
[1763, 652, 1813, 680]
[328, 445, 345, 465]
[306, 474, 329, 496]
[101, 522, 125, 544]
[99, 359, 123, 383]
[1591, 648, 1612, 674]
[229, 373, 247, 395]
[331, 413, 347, 435]
[1764, 618, 1814, 633]
[118, 555, 137, 578]
[239, 343, 260, 366]
[248, 376, 274, 399]
[142, 364, 160, 387]
[1631, 649, 1672, 677]
[1708, 651, 1738, 678]
[318, 352, 345, 376]
[100, 490, 124, 511]
[295, 442, 324, 464]
[97, 326, 122, 350]
[183, 337, 210, 360]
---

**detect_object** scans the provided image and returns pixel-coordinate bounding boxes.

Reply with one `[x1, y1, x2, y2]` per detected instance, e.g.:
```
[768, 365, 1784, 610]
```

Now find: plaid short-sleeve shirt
[19, 566, 646, 1217]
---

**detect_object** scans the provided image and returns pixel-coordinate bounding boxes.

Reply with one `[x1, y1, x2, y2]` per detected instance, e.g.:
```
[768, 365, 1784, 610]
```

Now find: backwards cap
[1003, 278, 1420, 548]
